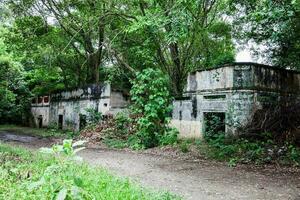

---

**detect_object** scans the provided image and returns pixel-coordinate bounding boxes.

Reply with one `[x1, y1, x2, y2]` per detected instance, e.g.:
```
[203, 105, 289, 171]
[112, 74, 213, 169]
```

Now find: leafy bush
[179, 141, 190, 153]
[130, 68, 174, 148]
[198, 131, 300, 166]
[159, 128, 179, 146]
[85, 108, 102, 125]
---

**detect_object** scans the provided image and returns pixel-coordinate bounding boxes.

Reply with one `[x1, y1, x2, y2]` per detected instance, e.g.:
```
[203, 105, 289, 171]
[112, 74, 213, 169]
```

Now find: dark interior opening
[44, 96, 49, 103]
[79, 114, 87, 130]
[38, 115, 43, 128]
[38, 96, 43, 104]
[58, 115, 63, 129]
[204, 112, 226, 136]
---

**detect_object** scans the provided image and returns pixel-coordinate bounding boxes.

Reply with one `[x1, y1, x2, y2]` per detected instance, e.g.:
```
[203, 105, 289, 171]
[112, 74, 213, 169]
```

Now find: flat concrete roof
[191, 62, 300, 74]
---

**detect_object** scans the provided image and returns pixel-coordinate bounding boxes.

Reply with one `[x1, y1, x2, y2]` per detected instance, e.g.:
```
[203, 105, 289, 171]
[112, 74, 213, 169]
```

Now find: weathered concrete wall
[31, 106, 49, 128]
[31, 84, 128, 130]
[49, 99, 100, 130]
[172, 63, 300, 138]
[31, 96, 50, 128]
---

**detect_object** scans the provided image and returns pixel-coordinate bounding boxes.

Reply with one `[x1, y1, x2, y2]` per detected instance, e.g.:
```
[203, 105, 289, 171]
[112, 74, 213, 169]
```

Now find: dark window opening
[44, 96, 49, 103]
[38, 115, 43, 128]
[79, 114, 87, 130]
[204, 95, 226, 100]
[179, 111, 182, 120]
[104, 103, 108, 107]
[58, 115, 63, 129]
[192, 97, 197, 118]
[204, 112, 225, 138]
[32, 98, 37, 104]
[38, 97, 43, 104]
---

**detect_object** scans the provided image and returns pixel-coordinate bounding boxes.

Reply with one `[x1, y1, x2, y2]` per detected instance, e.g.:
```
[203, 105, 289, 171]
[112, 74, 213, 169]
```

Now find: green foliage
[0, 33, 31, 124]
[103, 138, 128, 149]
[0, 143, 179, 200]
[231, 0, 300, 69]
[179, 141, 190, 153]
[85, 108, 102, 125]
[0, 125, 76, 138]
[203, 113, 225, 141]
[159, 128, 179, 146]
[3, 0, 236, 96]
[130, 68, 173, 148]
[197, 132, 300, 166]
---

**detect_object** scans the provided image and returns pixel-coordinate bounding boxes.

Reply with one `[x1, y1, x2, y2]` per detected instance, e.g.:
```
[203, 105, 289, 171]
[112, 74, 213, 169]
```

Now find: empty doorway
[79, 114, 87, 130]
[58, 115, 63, 129]
[38, 115, 43, 128]
[203, 112, 225, 137]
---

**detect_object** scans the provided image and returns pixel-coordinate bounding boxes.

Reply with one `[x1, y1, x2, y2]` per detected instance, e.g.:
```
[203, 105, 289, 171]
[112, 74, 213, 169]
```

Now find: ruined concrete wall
[49, 84, 110, 130]
[49, 99, 101, 130]
[171, 98, 202, 138]
[31, 106, 49, 128]
[172, 63, 300, 138]
[31, 96, 50, 128]
[31, 83, 129, 131]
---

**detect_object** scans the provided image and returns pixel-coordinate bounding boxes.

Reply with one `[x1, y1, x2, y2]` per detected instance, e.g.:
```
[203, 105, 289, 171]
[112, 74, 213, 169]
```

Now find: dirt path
[1, 131, 300, 200]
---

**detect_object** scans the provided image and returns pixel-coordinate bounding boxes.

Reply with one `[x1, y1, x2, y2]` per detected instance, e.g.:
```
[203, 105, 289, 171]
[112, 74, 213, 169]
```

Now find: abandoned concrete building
[31, 84, 128, 131]
[31, 62, 300, 137]
[171, 62, 300, 138]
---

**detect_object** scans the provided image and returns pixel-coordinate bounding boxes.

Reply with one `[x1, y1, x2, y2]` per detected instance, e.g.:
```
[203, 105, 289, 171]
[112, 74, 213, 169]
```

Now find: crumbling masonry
[171, 63, 300, 138]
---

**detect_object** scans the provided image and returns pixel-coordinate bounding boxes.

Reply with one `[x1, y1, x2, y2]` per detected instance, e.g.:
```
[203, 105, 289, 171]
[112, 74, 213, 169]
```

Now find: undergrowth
[0, 142, 179, 200]
[194, 133, 300, 167]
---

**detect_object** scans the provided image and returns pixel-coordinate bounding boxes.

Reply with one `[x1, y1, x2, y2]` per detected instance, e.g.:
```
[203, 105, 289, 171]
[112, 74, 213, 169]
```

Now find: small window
[38, 96, 43, 104]
[44, 96, 49, 103]
[32, 98, 37, 104]
[104, 103, 108, 107]
[203, 95, 226, 100]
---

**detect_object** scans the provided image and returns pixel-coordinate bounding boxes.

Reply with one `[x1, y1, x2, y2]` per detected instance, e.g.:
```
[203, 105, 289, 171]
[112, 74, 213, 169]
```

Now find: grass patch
[0, 124, 77, 138]
[0, 143, 179, 200]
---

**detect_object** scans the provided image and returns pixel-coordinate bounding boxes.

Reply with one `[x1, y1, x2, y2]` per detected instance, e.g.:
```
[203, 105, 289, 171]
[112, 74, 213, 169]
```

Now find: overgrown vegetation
[197, 133, 300, 167]
[0, 142, 179, 199]
[130, 68, 174, 148]
[174, 112, 300, 167]
[80, 68, 178, 149]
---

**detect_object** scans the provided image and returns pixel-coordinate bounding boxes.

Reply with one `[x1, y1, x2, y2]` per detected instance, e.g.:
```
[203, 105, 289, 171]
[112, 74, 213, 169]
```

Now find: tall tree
[230, 0, 300, 69]
[5, 0, 235, 96]
[114, 0, 235, 95]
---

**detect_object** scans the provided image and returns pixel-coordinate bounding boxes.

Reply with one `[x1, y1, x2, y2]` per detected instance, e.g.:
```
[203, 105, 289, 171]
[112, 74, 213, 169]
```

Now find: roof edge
[191, 62, 300, 74]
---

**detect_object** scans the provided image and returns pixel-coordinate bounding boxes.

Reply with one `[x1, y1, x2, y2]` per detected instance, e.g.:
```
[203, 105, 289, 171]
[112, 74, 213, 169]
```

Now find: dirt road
[0, 131, 299, 200]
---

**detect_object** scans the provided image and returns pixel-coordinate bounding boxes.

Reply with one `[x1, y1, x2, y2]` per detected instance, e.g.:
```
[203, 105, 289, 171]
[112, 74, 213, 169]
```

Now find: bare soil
[1, 131, 299, 200]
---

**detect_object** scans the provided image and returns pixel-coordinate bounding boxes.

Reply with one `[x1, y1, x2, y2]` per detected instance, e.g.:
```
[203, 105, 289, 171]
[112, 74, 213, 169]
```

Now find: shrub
[159, 128, 179, 146]
[85, 108, 102, 125]
[130, 68, 174, 148]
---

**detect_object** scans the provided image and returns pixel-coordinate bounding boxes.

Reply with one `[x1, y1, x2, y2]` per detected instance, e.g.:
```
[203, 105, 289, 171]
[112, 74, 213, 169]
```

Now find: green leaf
[56, 188, 68, 200]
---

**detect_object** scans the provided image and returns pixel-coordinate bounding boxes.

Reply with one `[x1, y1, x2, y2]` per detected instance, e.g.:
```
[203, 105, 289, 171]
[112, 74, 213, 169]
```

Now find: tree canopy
[0, 0, 299, 123]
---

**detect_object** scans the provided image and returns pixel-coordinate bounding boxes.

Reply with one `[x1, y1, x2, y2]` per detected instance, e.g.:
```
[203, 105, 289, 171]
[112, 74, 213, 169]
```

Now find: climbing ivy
[130, 68, 173, 148]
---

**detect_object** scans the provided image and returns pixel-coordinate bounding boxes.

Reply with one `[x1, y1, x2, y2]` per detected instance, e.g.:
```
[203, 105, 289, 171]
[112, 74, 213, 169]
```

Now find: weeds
[0, 142, 180, 200]
[195, 133, 300, 166]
